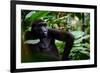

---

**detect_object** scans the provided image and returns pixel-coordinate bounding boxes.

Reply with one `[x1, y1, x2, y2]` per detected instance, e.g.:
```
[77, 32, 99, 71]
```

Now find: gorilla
[22, 19, 74, 62]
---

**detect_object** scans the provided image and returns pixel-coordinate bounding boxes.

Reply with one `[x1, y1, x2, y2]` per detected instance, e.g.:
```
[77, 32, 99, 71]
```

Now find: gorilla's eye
[38, 22, 47, 26]
[43, 23, 47, 26]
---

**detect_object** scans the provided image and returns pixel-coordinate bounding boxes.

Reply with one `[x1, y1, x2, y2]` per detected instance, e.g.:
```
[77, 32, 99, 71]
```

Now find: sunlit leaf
[74, 35, 90, 44]
[71, 31, 85, 39]
[25, 11, 49, 25]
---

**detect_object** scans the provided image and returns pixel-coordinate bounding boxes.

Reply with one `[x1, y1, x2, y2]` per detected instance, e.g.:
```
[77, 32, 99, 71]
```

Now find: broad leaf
[71, 31, 85, 39]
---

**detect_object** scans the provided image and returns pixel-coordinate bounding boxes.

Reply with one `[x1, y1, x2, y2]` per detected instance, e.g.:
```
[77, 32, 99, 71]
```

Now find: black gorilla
[22, 19, 74, 62]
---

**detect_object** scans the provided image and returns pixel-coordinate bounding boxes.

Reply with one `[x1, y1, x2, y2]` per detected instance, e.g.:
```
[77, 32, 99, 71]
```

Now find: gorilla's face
[34, 25, 48, 38]
[31, 20, 48, 39]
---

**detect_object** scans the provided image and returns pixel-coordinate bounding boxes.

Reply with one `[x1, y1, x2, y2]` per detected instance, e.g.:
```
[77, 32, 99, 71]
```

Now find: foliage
[21, 10, 90, 60]
[69, 31, 90, 60]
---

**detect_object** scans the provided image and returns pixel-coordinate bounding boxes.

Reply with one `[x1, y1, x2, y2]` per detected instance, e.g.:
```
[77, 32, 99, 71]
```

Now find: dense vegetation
[21, 10, 90, 60]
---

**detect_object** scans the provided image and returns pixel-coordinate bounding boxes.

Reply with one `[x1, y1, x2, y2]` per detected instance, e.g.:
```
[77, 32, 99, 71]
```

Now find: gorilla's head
[31, 19, 48, 39]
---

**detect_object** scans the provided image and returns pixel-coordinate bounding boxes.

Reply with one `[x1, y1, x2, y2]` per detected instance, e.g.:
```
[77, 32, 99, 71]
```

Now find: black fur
[22, 19, 74, 62]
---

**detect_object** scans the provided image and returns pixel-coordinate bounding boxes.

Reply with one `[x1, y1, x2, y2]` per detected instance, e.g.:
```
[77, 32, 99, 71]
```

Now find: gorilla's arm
[48, 29, 74, 60]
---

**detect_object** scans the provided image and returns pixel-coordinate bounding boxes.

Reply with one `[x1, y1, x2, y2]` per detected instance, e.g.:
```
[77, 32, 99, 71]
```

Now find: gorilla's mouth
[37, 32, 48, 38]
[39, 34, 47, 38]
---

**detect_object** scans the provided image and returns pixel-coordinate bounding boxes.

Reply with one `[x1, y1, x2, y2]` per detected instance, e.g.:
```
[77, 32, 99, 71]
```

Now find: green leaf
[74, 35, 90, 44]
[71, 31, 85, 39]
[73, 44, 82, 47]
[69, 48, 90, 60]
[80, 50, 89, 56]
[82, 43, 90, 49]
[22, 11, 49, 32]
[25, 11, 36, 19]
[25, 11, 49, 25]
[55, 40, 65, 54]
[71, 47, 87, 51]
[75, 13, 82, 20]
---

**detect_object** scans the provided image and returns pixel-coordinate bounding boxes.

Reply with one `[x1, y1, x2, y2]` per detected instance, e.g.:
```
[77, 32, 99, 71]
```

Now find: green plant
[69, 31, 90, 60]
